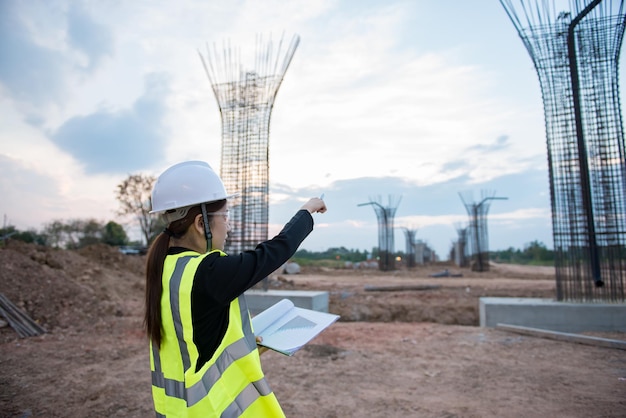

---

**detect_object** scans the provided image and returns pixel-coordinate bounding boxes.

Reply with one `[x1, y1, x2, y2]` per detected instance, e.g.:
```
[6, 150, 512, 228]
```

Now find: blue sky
[1, 0, 622, 258]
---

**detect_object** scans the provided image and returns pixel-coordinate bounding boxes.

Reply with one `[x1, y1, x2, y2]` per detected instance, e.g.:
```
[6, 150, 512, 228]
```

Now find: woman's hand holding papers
[256, 336, 269, 355]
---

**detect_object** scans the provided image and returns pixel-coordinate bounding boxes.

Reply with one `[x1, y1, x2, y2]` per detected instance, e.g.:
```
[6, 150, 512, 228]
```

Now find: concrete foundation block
[244, 289, 330, 315]
[480, 297, 626, 333]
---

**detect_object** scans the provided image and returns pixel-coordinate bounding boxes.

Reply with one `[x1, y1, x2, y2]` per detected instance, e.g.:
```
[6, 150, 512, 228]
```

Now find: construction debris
[429, 269, 463, 278]
[496, 323, 626, 351]
[0, 293, 46, 337]
[364, 284, 441, 292]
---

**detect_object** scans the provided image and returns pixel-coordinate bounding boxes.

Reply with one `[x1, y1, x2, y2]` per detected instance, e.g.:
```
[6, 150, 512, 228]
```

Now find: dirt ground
[0, 241, 624, 418]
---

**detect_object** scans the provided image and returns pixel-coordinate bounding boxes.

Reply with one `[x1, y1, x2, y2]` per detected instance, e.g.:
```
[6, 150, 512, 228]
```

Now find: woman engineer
[144, 160, 327, 417]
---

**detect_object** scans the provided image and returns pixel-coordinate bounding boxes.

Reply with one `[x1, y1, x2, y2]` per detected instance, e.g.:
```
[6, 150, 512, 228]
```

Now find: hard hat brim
[149, 192, 240, 215]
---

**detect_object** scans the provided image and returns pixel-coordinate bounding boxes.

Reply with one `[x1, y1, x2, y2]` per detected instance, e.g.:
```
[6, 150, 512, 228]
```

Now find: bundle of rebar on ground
[0, 293, 46, 337]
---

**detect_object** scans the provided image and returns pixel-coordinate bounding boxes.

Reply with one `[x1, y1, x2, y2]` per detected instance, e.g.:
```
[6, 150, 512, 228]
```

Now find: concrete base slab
[480, 297, 626, 332]
[244, 289, 329, 315]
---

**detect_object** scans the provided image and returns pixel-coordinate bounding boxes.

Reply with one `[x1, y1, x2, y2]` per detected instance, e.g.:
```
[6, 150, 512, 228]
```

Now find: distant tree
[0, 225, 17, 238]
[294, 247, 368, 262]
[102, 221, 128, 246]
[523, 240, 553, 263]
[0, 225, 18, 246]
[44, 220, 65, 248]
[492, 246, 518, 263]
[41, 218, 107, 249]
[64, 218, 87, 249]
[78, 219, 105, 248]
[115, 174, 157, 245]
[491, 241, 553, 265]
[13, 228, 48, 245]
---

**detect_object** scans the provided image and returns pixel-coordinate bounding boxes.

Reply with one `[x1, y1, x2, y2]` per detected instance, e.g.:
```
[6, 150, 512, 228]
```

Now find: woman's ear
[194, 214, 205, 234]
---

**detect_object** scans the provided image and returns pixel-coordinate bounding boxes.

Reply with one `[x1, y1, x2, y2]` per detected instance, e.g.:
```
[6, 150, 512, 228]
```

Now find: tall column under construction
[199, 34, 299, 254]
[460, 191, 507, 272]
[501, 0, 626, 302]
[401, 227, 418, 268]
[358, 196, 402, 271]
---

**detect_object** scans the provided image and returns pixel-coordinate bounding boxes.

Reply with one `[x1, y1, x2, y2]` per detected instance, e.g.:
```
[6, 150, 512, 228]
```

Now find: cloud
[0, 1, 113, 100]
[50, 73, 171, 174]
[267, 168, 553, 256]
[467, 135, 510, 152]
[269, 38, 544, 188]
[0, 153, 123, 233]
[0, 155, 61, 222]
[0, 0, 560, 256]
[0, 2, 69, 106]
[66, 2, 113, 72]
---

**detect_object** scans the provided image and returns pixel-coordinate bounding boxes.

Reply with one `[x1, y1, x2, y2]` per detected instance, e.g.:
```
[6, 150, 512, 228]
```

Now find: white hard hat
[150, 160, 237, 223]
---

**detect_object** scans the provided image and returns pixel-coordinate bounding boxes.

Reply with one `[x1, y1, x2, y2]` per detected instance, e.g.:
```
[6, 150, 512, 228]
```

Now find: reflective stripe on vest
[221, 378, 274, 417]
[169, 257, 193, 371]
[151, 252, 277, 415]
[151, 256, 192, 400]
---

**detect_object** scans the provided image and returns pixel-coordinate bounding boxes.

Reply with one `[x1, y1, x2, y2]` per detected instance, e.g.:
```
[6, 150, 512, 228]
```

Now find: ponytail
[144, 232, 170, 347]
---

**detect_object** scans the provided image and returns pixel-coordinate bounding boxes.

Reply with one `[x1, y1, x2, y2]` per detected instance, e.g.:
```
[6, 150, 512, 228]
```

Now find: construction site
[0, 241, 624, 417]
[2, 0, 626, 416]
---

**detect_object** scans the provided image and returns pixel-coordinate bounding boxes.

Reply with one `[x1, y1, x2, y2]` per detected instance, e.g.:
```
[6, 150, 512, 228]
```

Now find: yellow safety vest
[150, 250, 285, 417]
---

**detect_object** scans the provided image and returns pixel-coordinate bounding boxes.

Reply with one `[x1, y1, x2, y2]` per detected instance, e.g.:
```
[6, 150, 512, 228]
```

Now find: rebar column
[454, 224, 469, 267]
[199, 34, 299, 254]
[460, 191, 507, 272]
[401, 227, 418, 268]
[501, 0, 626, 302]
[358, 196, 402, 271]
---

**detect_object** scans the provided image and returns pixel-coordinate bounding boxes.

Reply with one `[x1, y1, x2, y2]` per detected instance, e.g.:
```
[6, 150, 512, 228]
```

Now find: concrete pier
[480, 297, 626, 332]
[245, 289, 330, 315]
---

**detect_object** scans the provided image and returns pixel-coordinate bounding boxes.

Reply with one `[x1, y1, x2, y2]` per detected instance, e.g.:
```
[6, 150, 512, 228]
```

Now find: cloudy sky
[2, 0, 622, 258]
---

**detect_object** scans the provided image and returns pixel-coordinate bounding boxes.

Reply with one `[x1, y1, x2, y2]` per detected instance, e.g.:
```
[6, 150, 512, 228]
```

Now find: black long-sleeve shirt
[167, 209, 314, 370]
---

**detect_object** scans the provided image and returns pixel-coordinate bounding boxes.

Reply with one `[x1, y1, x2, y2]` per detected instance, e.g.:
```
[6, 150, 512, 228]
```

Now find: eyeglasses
[211, 210, 229, 221]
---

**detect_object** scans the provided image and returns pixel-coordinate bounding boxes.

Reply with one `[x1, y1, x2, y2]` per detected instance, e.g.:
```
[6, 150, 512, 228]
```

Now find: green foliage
[290, 258, 346, 268]
[0, 226, 48, 246]
[102, 221, 129, 246]
[78, 219, 105, 248]
[294, 247, 369, 263]
[42, 218, 101, 249]
[490, 240, 554, 265]
[14, 229, 48, 245]
[2, 215, 555, 269]
[292, 242, 554, 268]
[2, 219, 131, 249]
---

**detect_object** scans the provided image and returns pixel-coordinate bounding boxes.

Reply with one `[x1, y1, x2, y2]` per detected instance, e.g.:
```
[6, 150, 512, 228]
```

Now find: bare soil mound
[0, 241, 144, 334]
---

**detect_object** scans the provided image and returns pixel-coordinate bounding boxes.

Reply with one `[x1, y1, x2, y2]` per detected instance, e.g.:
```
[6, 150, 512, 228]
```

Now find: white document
[251, 299, 340, 356]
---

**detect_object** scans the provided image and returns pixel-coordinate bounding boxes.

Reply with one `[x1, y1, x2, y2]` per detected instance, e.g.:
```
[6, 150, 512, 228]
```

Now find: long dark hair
[144, 199, 226, 346]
